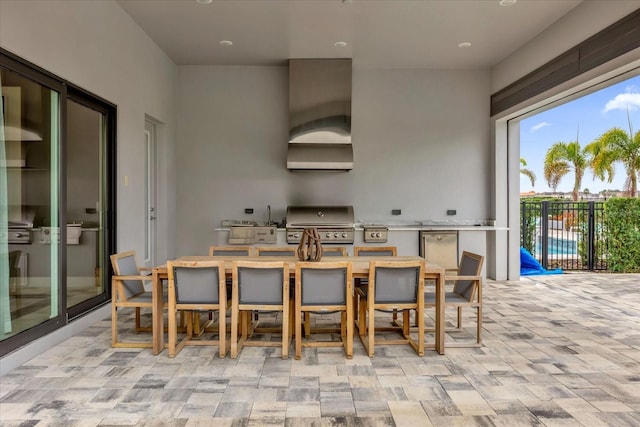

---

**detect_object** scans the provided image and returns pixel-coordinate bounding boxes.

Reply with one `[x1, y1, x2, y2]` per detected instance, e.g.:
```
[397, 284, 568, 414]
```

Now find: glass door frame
[1, 47, 116, 355]
[65, 87, 116, 320]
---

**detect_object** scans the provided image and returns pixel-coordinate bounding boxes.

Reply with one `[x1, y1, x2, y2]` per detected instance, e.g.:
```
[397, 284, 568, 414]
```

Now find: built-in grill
[8, 208, 36, 244]
[286, 205, 355, 244]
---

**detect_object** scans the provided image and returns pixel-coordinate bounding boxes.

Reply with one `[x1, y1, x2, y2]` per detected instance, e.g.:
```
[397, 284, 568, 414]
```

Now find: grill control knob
[325, 233, 331, 238]
[334, 233, 339, 238]
[293, 233, 300, 238]
[342, 233, 348, 238]
[375, 232, 381, 238]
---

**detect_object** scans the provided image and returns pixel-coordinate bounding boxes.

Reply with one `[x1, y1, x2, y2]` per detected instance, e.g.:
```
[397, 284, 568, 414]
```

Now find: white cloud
[603, 92, 640, 113]
[530, 121, 551, 132]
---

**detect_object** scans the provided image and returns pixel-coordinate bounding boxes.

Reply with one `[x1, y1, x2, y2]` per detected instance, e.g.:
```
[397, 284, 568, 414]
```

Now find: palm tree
[544, 140, 587, 201]
[520, 158, 536, 187]
[587, 114, 640, 197]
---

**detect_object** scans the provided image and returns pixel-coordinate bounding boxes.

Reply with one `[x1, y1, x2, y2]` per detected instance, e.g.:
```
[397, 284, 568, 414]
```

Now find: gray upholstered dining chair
[323, 246, 348, 256]
[209, 245, 255, 256]
[110, 250, 164, 348]
[256, 246, 296, 256]
[353, 246, 398, 321]
[166, 259, 230, 358]
[294, 261, 353, 360]
[424, 251, 484, 348]
[356, 259, 424, 357]
[354, 246, 397, 257]
[230, 260, 291, 359]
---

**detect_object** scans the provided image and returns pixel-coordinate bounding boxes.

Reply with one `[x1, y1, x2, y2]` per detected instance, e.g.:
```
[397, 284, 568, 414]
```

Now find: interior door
[144, 120, 157, 268]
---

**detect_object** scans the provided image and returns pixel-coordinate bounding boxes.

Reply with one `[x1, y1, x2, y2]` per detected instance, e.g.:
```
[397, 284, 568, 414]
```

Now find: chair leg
[168, 307, 178, 357]
[231, 306, 239, 358]
[367, 303, 375, 357]
[476, 306, 482, 344]
[457, 307, 462, 329]
[135, 307, 141, 330]
[417, 305, 424, 356]
[295, 307, 303, 360]
[304, 312, 311, 337]
[282, 301, 290, 359]
[219, 306, 228, 358]
[357, 294, 366, 338]
[346, 303, 353, 359]
[111, 304, 118, 347]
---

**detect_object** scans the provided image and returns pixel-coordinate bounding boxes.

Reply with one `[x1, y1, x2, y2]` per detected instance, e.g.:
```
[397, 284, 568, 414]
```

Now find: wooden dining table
[151, 255, 446, 355]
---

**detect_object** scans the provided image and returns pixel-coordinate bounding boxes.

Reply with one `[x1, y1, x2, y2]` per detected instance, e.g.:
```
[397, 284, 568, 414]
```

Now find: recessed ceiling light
[458, 42, 472, 48]
[219, 40, 233, 46]
[196, 0, 213, 4]
[499, 0, 517, 6]
[334, 41, 348, 47]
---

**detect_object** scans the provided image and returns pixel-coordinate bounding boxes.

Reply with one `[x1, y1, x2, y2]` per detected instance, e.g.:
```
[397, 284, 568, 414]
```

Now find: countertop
[216, 220, 508, 232]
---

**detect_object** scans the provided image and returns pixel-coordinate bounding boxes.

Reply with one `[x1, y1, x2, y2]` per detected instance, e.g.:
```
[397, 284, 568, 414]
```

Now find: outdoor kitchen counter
[214, 226, 508, 231]
[356, 225, 508, 231]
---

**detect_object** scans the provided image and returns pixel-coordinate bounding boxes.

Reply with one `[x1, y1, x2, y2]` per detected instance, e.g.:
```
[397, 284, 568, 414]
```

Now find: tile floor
[1, 273, 640, 426]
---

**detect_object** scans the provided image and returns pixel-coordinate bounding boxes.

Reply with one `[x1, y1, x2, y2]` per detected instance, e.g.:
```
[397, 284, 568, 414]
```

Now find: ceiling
[117, 0, 582, 69]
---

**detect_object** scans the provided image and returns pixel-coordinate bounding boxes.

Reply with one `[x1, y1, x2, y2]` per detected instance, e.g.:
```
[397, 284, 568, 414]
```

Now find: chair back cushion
[374, 267, 420, 303]
[357, 249, 394, 256]
[258, 249, 295, 256]
[214, 249, 251, 256]
[453, 253, 482, 300]
[238, 267, 284, 305]
[323, 250, 345, 257]
[172, 266, 221, 304]
[300, 268, 347, 305]
[115, 254, 145, 299]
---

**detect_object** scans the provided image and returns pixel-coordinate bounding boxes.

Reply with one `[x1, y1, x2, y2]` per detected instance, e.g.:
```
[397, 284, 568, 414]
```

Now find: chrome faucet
[267, 204, 272, 226]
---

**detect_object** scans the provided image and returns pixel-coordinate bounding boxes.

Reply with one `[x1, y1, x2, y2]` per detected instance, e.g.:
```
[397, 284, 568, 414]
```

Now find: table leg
[435, 270, 445, 355]
[152, 269, 164, 355]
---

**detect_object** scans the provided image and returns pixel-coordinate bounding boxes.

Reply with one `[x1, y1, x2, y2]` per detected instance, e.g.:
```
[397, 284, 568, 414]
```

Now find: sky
[519, 74, 640, 194]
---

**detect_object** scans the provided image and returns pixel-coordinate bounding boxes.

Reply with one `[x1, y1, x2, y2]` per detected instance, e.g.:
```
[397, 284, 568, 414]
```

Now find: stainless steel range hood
[287, 59, 353, 171]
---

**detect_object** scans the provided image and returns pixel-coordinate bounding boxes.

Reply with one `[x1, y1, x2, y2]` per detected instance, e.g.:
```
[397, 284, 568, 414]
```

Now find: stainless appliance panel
[8, 229, 32, 244]
[285, 205, 355, 244]
[286, 205, 354, 227]
[287, 228, 354, 244]
[228, 226, 277, 245]
[363, 226, 388, 243]
[419, 231, 458, 271]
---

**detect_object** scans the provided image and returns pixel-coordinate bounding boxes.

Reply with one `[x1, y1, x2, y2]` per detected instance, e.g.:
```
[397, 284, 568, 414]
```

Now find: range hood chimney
[287, 59, 353, 171]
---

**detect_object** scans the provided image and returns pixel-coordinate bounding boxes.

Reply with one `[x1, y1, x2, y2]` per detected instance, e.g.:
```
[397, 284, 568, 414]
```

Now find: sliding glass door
[1, 50, 115, 354]
[1, 67, 62, 340]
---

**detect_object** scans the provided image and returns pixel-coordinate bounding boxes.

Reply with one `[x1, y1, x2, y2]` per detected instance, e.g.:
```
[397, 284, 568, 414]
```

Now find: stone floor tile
[3, 274, 640, 425]
[388, 400, 432, 426]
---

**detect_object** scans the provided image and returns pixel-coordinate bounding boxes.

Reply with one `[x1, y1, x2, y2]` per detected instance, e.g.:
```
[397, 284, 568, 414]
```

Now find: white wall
[0, 0, 178, 262]
[176, 66, 492, 256]
[0, 0, 177, 369]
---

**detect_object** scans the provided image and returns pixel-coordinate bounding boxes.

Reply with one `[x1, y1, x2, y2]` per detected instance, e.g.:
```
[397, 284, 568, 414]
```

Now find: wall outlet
[446, 209, 456, 216]
[244, 208, 254, 214]
[392, 209, 401, 215]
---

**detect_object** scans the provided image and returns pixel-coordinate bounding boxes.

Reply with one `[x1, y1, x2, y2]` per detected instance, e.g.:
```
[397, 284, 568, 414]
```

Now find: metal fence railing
[520, 200, 607, 271]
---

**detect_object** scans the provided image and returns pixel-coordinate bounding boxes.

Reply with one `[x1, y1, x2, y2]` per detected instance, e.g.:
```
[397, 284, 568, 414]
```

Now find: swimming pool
[536, 236, 578, 255]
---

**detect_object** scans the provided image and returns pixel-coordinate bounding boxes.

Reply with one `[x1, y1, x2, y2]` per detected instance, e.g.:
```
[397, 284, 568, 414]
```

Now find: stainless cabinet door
[421, 231, 458, 270]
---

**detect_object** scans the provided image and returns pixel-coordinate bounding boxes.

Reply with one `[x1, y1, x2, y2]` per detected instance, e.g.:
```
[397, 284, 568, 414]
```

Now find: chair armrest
[113, 274, 152, 281]
[138, 267, 153, 276]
